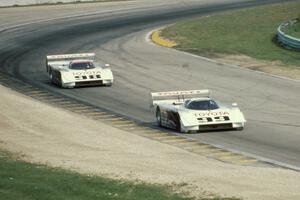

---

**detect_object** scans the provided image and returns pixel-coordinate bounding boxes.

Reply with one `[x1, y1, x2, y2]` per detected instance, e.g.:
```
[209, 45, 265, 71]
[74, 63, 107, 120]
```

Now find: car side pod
[232, 103, 246, 131]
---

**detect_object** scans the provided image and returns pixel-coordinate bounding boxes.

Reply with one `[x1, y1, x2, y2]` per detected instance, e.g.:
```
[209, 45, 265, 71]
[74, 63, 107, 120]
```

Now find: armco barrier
[277, 18, 300, 51]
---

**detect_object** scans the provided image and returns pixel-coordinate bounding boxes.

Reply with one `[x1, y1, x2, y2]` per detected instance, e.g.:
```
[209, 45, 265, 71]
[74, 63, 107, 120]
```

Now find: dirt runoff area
[0, 84, 300, 200]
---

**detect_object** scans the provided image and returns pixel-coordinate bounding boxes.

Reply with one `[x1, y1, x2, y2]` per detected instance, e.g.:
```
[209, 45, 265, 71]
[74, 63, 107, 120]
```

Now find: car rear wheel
[156, 108, 162, 127]
[50, 71, 55, 84]
[57, 72, 63, 87]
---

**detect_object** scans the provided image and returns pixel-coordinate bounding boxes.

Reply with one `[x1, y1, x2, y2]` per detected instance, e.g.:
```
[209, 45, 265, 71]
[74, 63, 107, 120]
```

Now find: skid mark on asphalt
[0, 72, 271, 167]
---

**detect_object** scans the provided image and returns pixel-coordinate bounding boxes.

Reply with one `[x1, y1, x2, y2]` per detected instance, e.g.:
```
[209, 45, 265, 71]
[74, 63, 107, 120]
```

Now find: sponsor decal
[72, 71, 101, 76]
[194, 111, 230, 117]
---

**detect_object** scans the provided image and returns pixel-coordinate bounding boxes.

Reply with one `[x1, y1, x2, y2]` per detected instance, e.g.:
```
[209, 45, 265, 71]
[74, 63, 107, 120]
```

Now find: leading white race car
[150, 89, 246, 133]
[46, 53, 113, 88]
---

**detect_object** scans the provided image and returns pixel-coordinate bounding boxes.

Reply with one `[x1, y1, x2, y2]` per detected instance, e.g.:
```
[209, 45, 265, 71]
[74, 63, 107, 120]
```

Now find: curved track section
[1, 0, 300, 169]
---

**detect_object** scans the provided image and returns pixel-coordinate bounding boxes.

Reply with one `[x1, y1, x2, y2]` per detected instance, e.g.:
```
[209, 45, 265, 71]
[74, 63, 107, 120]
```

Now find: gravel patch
[1, 84, 300, 200]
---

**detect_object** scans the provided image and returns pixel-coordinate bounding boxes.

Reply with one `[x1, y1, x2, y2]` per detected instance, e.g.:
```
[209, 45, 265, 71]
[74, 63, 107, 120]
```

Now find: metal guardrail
[277, 18, 300, 51]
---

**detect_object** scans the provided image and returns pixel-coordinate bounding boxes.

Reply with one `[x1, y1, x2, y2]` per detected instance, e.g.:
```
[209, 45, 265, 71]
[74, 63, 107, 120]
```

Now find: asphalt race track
[1, 0, 300, 169]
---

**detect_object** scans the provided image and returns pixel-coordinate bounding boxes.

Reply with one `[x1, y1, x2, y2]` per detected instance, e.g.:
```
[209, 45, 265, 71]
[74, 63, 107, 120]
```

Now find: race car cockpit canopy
[185, 99, 219, 110]
[69, 60, 95, 70]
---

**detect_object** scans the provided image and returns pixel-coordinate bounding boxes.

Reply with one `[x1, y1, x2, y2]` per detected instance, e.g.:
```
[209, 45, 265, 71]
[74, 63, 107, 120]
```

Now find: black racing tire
[57, 72, 63, 87]
[51, 71, 63, 87]
[50, 70, 55, 84]
[236, 127, 244, 131]
[156, 107, 162, 127]
[175, 113, 183, 133]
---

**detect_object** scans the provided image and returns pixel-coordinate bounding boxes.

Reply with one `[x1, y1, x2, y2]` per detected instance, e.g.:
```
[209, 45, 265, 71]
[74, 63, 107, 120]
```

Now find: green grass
[285, 21, 300, 38]
[0, 152, 189, 200]
[161, 1, 300, 66]
[0, 151, 239, 200]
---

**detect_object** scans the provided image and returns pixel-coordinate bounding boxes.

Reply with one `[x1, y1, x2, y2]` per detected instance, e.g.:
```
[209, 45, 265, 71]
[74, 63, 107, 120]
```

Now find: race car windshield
[69, 62, 95, 70]
[186, 100, 219, 110]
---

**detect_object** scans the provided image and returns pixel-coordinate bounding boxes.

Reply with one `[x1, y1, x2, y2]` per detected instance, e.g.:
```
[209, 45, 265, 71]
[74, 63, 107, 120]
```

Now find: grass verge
[161, 1, 300, 67]
[0, 151, 238, 200]
[0, 151, 190, 200]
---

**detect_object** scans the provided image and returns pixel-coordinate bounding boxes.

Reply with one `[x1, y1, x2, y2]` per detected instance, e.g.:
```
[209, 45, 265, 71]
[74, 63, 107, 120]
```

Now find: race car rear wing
[46, 53, 95, 71]
[150, 89, 210, 107]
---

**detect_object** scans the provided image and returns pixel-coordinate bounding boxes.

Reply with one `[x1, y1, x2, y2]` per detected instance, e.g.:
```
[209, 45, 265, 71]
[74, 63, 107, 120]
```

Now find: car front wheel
[156, 108, 162, 127]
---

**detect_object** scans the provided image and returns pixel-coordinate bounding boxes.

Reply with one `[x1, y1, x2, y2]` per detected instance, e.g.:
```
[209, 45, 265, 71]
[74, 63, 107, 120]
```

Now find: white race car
[46, 53, 113, 88]
[150, 90, 246, 133]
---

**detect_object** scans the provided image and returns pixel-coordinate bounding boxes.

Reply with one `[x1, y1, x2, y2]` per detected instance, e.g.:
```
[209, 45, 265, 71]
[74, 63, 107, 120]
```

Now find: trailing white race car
[150, 89, 246, 133]
[46, 53, 113, 88]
